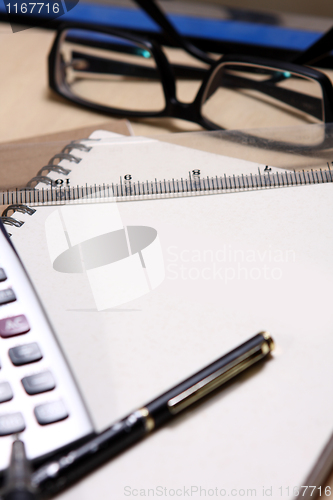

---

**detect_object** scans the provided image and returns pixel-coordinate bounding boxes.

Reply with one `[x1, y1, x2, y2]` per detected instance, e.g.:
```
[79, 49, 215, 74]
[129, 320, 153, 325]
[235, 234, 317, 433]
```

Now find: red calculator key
[0, 315, 30, 338]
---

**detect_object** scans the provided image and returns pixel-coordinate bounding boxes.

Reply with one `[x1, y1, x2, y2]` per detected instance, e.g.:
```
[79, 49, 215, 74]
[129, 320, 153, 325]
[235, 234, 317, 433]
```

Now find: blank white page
[9, 180, 333, 499]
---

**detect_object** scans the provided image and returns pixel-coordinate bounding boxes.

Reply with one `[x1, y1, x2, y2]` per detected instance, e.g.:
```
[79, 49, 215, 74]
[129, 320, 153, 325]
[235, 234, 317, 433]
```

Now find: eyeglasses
[48, 22, 333, 131]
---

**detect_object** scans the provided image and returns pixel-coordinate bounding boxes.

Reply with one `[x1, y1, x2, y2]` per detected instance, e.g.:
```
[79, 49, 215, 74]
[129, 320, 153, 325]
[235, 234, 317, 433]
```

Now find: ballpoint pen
[32, 331, 274, 497]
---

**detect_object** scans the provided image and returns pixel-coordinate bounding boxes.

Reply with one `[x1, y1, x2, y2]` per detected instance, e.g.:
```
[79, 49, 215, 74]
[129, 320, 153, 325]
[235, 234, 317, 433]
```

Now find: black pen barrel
[33, 412, 147, 496]
[146, 332, 274, 428]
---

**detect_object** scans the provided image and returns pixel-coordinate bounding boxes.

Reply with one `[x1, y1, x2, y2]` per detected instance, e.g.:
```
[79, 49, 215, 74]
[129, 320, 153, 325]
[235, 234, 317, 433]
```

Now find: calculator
[0, 219, 94, 473]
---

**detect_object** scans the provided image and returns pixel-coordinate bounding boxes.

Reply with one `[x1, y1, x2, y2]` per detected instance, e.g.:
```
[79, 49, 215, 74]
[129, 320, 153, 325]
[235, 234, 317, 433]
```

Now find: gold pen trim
[137, 407, 155, 432]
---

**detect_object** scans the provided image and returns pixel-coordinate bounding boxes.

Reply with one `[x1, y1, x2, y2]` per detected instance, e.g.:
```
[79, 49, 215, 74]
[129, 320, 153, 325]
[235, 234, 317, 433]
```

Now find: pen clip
[167, 339, 271, 415]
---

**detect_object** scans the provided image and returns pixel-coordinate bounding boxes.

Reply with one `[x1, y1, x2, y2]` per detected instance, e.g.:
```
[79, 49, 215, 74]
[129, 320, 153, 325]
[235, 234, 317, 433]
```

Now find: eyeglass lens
[57, 28, 166, 112]
[201, 62, 325, 129]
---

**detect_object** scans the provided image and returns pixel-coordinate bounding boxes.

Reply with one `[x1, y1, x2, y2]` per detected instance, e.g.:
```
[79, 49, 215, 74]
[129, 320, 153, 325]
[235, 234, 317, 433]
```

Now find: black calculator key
[0, 314, 30, 338]
[0, 412, 25, 436]
[0, 268, 7, 282]
[34, 400, 69, 425]
[9, 343, 42, 366]
[0, 382, 13, 403]
[21, 371, 55, 395]
[0, 289, 16, 306]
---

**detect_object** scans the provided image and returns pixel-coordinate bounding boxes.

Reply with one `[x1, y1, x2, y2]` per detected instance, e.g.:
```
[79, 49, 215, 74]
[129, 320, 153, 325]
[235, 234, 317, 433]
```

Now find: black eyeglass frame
[49, 23, 333, 131]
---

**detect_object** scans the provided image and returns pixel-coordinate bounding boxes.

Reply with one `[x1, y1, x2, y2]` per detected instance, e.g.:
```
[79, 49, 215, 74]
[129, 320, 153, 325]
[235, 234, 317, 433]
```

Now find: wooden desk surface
[1, 21, 333, 494]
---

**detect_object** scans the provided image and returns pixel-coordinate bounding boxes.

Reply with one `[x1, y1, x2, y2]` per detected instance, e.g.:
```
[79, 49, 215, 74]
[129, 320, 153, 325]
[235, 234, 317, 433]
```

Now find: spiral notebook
[3, 132, 333, 500]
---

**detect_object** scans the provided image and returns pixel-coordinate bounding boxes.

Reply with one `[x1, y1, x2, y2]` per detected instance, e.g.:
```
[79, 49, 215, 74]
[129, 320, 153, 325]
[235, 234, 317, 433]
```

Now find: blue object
[0, 1, 322, 51]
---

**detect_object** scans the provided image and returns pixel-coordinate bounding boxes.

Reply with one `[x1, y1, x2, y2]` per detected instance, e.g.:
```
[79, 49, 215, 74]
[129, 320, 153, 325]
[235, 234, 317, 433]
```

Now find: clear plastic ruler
[1, 166, 332, 206]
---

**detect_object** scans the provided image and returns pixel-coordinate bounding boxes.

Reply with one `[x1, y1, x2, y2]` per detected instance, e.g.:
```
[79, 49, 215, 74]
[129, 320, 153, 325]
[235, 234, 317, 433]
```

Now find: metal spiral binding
[61, 140, 92, 154]
[0, 139, 92, 230]
[37, 165, 71, 177]
[1, 217, 24, 228]
[36, 142, 92, 178]
[48, 153, 81, 166]
[0, 206, 36, 236]
[2, 205, 36, 218]
[26, 176, 55, 188]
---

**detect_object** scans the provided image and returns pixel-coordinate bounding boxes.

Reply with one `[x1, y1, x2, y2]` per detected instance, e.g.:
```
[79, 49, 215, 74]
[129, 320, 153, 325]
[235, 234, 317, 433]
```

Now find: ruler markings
[0, 169, 332, 207]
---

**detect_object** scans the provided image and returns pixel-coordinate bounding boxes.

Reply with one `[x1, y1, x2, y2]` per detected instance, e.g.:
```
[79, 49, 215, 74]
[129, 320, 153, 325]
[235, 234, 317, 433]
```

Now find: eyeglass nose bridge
[165, 97, 204, 125]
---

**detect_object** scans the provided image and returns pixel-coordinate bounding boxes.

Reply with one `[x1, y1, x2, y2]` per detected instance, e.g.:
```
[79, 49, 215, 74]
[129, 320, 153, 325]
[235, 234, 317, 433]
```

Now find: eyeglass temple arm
[138, 0, 333, 69]
[205, 72, 323, 121]
[134, 1, 333, 68]
[71, 51, 207, 80]
[134, 0, 214, 65]
[292, 26, 333, 65]
[139, 0, 333, 68]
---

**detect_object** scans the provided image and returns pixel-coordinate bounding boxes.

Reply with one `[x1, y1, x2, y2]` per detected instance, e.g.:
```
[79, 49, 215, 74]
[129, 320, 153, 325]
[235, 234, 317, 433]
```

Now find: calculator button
[0, 412, 25, 436]
[21, 371, 55, 395]
[34, 400, 69, 426]
[0, 315, 30, 338]
[0, 268, 7, 282]
[0, 382, 13, 403]
[9, 343, 42, 366]
[0, 289, 16, 306]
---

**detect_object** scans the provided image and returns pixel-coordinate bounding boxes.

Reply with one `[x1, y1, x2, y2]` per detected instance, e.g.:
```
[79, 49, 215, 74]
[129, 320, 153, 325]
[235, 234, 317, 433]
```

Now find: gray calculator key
[9, 343, 42, 366]
[0, 268, 7, 282]
[21, 371, 56, 395]
[0, 289, 16, 306]
[34, 400, 69, 426]
[0, 382, 13, 403]
[0, 412, 25, 436]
